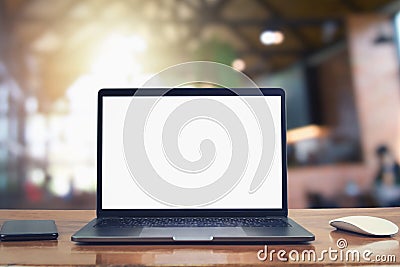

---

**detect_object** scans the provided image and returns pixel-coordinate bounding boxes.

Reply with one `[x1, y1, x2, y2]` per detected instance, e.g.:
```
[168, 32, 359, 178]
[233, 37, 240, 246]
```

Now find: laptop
[71, 87, 314, 243]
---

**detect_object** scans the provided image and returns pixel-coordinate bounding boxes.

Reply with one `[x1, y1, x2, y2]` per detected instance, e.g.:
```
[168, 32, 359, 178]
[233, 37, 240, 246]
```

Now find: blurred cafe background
[1, 0, 400, 209]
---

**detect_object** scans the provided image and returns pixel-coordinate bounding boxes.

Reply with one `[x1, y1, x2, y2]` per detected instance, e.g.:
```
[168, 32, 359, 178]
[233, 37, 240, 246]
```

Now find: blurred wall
[348, 14, 400, 168]
[288, 13, 400, 208]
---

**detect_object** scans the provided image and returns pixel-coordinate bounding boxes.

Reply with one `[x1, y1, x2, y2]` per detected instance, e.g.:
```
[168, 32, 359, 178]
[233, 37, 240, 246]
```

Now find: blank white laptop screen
[102, 95, 282, 209]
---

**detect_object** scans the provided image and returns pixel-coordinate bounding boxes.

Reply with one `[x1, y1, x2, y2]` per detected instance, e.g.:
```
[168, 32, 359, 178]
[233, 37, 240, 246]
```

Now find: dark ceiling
[0, 0, 398, 103]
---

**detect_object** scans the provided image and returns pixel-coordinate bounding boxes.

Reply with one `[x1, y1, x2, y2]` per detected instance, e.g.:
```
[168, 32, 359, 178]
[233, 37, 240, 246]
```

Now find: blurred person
[64, 176, 76, 202]
[374, 145, 400, 206]
[42, 173, 53, 200]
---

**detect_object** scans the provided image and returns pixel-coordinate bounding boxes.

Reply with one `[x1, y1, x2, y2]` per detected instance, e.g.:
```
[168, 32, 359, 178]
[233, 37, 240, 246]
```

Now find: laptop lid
[97, 88, 288, 217]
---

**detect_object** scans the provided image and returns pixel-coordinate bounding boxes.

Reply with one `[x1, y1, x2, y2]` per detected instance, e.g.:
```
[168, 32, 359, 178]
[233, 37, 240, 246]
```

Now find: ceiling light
[260, 31, 284, 46]
[231, 58, 246, 71]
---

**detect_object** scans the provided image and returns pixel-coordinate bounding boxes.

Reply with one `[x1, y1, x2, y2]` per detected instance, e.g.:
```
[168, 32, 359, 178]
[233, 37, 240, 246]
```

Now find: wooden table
[0, 208, 399, 266]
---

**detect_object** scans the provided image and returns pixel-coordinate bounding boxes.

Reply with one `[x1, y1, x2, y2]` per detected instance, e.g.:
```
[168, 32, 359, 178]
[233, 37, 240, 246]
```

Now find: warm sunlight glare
[91, 34, 147, 78]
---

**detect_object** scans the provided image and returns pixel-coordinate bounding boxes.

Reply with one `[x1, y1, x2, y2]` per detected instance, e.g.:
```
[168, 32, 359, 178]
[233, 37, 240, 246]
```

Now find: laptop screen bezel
[97, 88, 288, 217]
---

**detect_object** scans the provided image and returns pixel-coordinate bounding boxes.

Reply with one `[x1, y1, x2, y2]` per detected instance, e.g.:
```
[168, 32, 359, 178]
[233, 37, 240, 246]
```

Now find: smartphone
[0, 220, 58, 241]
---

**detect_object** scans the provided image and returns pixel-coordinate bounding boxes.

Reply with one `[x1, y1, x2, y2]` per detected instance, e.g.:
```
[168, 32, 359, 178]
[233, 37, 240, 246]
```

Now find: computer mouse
[329, 216, 398, 236]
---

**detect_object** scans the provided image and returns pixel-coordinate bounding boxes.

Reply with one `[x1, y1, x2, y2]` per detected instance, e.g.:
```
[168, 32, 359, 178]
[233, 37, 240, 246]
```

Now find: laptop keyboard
[94, 217, 291, 228]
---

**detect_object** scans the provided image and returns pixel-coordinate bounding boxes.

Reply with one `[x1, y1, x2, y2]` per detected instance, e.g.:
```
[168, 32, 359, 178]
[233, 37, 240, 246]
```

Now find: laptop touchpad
[140, 227, 247, 239]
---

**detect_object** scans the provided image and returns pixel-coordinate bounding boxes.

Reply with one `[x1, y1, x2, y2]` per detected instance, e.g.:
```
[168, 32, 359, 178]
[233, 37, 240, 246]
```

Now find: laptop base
[71, 217, 314, 243]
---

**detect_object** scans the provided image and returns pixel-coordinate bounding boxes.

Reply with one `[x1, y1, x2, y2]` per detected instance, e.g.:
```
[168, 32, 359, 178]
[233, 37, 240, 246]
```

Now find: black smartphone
[0, 220, 58, 241]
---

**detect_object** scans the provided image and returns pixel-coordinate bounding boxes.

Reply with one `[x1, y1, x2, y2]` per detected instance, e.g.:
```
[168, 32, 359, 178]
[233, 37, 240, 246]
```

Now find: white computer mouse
[329, 216, 399, 236]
